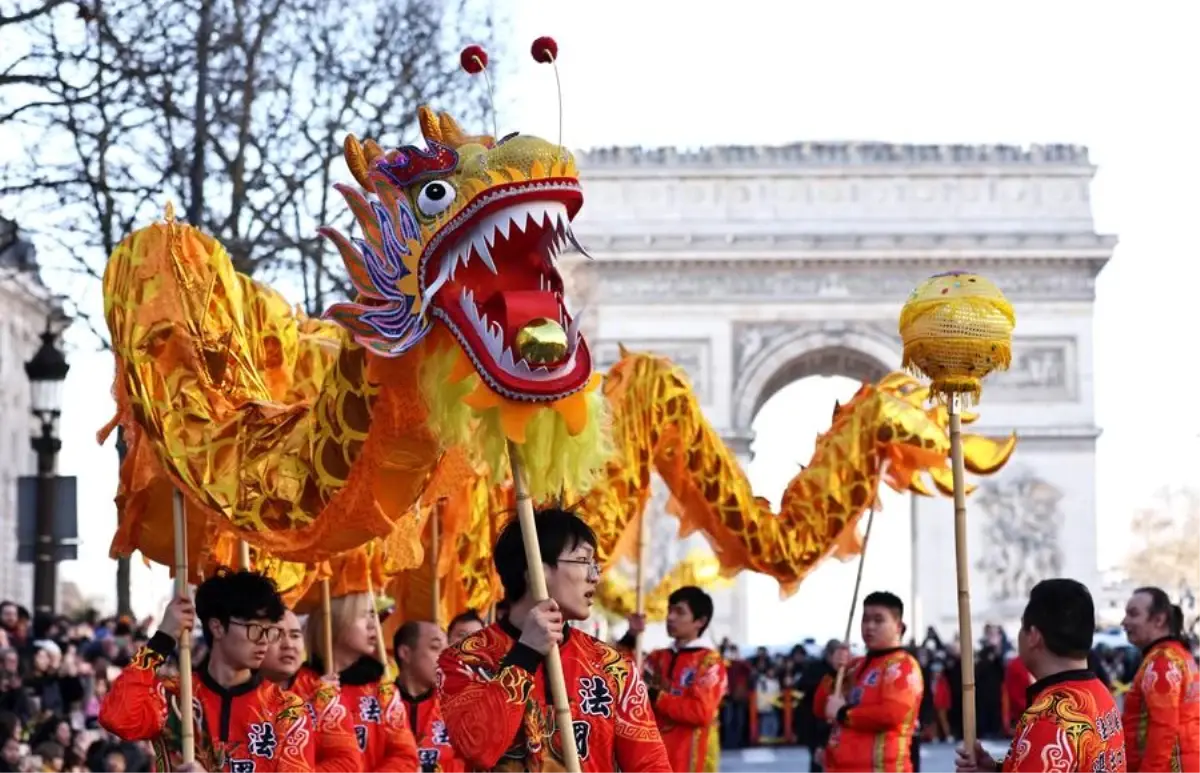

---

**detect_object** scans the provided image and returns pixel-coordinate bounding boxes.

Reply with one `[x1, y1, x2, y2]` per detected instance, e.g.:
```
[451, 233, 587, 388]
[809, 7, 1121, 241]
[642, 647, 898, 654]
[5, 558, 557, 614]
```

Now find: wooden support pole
[171, 490, 195, 764]
[949, 396, 978, 752]
[508, 440, 581, 773]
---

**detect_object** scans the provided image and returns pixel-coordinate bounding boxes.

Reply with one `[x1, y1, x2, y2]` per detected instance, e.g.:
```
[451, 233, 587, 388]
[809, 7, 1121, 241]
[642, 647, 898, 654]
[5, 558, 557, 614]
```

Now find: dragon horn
[438, 111, 495, 149]
[617, 342, 631, 358]
[418, 106, 443, 144]
[343, 135, 372, 189]
[362, 139, 384, 164]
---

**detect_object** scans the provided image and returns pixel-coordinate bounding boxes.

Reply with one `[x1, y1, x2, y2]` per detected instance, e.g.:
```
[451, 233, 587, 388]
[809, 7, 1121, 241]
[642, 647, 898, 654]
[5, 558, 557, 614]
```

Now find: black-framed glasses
[558, 557, 601, 580]
[228, 621, 282, 644]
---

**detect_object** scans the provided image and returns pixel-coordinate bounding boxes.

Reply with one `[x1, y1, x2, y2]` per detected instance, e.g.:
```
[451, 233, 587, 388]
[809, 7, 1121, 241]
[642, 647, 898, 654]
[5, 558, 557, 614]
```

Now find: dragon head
[320, 106, 592, 405]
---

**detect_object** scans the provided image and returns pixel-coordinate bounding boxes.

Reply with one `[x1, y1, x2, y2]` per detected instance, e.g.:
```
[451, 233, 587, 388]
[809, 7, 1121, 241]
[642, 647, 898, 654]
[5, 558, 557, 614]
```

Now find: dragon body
[102, 108, 606, 568]
[385, 352, 1016, 613]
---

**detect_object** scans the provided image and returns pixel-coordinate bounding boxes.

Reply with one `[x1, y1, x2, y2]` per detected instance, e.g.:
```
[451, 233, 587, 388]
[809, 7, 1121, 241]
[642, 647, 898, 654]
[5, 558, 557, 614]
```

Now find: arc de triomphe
[564, 142, 1115, 646]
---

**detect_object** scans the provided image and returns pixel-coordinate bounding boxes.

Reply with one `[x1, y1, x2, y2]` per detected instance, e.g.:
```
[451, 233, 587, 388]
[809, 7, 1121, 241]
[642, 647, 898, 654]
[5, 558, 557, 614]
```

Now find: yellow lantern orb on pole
[897, 269, 1015, 763]
[898, 271, 1015, 405]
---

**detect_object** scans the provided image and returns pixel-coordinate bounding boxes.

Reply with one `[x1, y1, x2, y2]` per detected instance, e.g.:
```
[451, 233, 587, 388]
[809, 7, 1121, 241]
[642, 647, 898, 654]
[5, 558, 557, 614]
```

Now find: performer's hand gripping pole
[171, 489, 195, 764]
[507, 440, 582, 773]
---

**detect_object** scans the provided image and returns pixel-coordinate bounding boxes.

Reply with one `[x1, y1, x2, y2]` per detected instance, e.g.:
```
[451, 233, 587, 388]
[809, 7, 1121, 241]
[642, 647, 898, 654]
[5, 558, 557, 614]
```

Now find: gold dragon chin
[99, 107, 611, 569]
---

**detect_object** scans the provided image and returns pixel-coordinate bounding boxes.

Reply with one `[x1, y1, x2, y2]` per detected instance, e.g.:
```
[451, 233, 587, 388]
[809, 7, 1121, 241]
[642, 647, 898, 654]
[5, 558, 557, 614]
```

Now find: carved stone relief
[594, 339, 711, 405]
[973, 471, 1065, 608]
[986, 337, 1077, 403]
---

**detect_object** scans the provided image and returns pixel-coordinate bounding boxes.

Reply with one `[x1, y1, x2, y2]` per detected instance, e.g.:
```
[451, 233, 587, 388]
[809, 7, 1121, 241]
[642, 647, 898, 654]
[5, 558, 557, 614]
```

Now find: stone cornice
[570, 257, 1105, 303]
[579, 142, 1093, 171]
[566, 232, 1117, 259]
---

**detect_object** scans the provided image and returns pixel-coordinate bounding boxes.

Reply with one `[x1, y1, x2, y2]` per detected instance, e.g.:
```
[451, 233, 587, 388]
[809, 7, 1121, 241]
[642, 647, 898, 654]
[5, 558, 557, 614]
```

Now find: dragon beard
[418, 337, 611, 501]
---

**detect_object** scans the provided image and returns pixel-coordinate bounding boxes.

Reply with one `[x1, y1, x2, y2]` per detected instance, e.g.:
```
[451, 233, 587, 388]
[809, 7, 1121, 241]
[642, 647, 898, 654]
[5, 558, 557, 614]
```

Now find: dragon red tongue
[484, 291, 562, 341]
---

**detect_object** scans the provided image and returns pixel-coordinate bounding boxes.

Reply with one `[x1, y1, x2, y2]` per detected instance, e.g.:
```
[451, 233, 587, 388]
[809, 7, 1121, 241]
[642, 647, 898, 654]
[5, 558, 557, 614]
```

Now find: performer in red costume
[956, 579, 1126, 773]
[100, 569, 314, 771]
[1120, 586, 1199, 772]
[821, 591, 923, 772]
[641, 586, 727, 772]
[305, 592, 419, 771]
[438, 508, 671, 772]
[259, 609, 360, 771]
[393, 620, 463, 772]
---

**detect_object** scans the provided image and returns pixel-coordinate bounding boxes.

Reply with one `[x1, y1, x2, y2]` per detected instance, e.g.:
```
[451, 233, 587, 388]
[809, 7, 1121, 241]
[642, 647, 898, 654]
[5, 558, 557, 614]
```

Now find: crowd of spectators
[715, 623, 1200, 762]
[0, 599, 158, 772]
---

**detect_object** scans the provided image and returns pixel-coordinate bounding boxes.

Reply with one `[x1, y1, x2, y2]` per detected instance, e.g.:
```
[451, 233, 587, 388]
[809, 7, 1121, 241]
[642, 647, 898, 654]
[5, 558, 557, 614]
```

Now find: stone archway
[731, 324, 901, 446]
[565, 139, 1113, 644]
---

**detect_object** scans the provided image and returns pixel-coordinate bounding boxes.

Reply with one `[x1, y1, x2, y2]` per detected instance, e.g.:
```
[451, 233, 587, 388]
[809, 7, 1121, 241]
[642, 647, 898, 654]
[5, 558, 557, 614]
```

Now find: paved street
[719, 739, 1012, 772]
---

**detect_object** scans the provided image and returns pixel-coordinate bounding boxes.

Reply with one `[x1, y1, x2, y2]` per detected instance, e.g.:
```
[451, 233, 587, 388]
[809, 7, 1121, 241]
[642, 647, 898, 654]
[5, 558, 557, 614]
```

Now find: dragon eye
[416, 180, 456, 217]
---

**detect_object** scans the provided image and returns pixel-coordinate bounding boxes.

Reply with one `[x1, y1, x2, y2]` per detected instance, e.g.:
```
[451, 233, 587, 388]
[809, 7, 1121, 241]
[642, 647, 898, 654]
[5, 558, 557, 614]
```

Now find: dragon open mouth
[420, 179, 591, 401]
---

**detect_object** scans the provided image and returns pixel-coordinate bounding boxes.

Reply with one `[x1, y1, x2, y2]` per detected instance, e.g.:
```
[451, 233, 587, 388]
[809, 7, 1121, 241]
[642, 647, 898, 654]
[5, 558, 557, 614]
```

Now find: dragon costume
[100, 93, 1015, 599]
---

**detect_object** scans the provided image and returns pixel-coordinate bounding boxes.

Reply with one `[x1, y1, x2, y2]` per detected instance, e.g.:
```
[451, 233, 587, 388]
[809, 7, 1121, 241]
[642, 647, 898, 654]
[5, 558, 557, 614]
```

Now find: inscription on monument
[594, 339, 711, 405]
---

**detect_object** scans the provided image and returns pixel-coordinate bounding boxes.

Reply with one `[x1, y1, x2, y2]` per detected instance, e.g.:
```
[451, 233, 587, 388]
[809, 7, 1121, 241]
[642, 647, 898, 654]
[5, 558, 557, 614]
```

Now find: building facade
[564, 142, 1115, 645]
[0, 218, 60, 608]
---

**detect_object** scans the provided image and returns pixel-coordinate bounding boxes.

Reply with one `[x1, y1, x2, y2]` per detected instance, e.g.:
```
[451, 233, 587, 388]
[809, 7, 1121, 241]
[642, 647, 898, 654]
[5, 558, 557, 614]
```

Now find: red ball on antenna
[460, 45, 488, 74]
[531, 36, 558, 64]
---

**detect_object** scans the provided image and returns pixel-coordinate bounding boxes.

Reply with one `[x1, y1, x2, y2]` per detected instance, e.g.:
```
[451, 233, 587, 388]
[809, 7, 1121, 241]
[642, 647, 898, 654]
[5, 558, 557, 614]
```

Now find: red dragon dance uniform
[319, 656, 420, 772]
[1123, 637, 1200, 772]
[823, 647, 923, 772]
[99, 632, 313, 771]
[285, 666, 362, 772]
[399, 686, 464, 772]
[644, 642, 727, 772]
[437, 620, 672, 772]
[995, 669, 1125, 772]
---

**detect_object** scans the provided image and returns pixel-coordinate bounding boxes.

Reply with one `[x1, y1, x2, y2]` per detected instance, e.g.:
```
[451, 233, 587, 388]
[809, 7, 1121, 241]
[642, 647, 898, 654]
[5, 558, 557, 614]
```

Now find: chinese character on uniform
[359, 695, 382, 723]
[577, 676, 613, 718]
[247, 723, 277, 758]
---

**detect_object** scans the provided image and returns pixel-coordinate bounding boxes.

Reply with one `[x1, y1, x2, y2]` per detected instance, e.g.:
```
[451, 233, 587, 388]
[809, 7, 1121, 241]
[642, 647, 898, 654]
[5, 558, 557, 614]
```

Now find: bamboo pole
[634, 509, 650, 669]
[833, 507, 877, 696]
[431, 500, 443, 627]
[949, 395, 977, 752]
[507, 440, 581, 773]
[238, 541, 251, 570]
[171, 490, 195, 764]
[321, 579, 334, 675]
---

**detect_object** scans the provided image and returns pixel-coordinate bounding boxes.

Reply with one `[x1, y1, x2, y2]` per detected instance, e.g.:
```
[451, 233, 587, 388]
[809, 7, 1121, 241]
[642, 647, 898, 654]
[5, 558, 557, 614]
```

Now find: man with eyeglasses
[260, 609, 361, 771]
[438, 507, 671, 772]
[100, 568, 316, 771]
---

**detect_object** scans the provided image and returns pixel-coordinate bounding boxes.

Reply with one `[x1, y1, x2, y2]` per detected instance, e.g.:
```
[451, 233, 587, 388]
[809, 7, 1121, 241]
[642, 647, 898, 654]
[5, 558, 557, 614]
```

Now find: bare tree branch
[1, 0, 501, 346]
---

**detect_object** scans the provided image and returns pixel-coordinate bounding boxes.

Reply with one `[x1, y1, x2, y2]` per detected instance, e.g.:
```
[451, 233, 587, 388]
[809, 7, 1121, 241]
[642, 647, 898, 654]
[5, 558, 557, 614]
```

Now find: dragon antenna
[530, 36, 563, 157]
[459, 45, 498, 139]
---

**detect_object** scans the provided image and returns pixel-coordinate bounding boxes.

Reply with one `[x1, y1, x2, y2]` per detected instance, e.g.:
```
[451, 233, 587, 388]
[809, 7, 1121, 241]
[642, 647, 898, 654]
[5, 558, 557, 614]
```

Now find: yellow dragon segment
[100, 107, 609, 567]
[582, 350, 1016, 596]
[384, 351, 1016, 615]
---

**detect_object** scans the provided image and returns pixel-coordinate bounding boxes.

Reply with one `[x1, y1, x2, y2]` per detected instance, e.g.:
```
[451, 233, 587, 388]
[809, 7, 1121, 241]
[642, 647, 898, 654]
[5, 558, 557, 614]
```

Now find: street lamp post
[24, 324, 69, 617]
